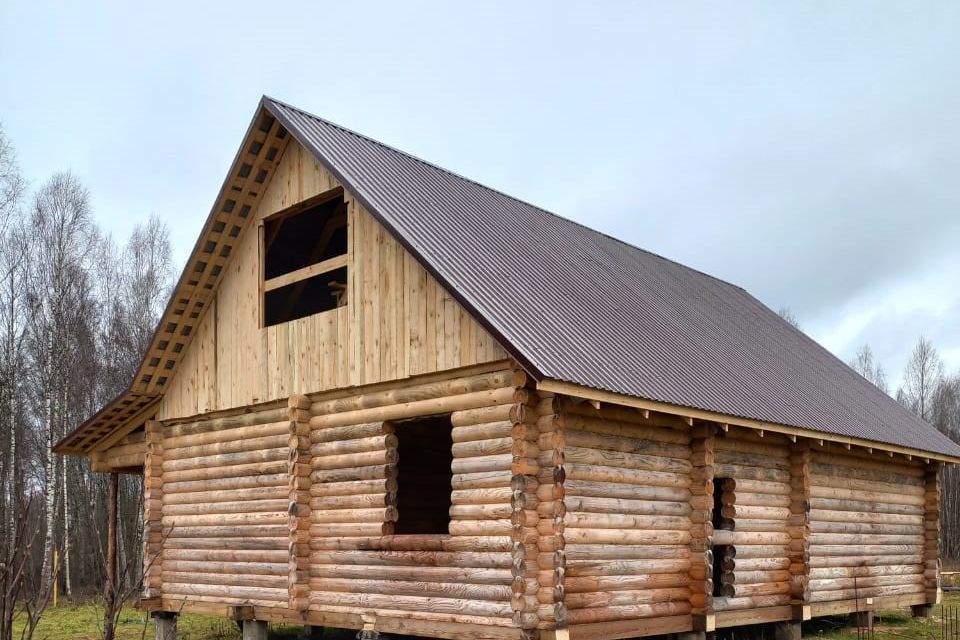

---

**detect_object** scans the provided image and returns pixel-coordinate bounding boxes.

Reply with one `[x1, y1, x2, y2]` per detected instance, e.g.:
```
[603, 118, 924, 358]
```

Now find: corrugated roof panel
[265, 96, 960, 458]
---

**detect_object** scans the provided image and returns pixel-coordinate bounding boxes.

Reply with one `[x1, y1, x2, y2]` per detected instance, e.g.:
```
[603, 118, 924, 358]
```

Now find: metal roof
[265, 96, 960, 458]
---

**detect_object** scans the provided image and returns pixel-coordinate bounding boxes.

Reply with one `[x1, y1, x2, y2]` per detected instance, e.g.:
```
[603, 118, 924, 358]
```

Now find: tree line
[0, 124, 173, 612]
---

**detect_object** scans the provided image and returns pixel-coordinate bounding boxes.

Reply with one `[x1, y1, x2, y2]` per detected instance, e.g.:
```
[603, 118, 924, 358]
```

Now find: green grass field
[14, 593, 960, 640]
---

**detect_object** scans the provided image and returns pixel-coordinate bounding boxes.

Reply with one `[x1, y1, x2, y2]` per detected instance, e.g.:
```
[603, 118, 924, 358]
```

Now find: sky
[1, 1, 958, 388]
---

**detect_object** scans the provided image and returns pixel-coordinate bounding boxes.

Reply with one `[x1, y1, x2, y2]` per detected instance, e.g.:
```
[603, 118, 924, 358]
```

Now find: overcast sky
[2, 1, 958, 388]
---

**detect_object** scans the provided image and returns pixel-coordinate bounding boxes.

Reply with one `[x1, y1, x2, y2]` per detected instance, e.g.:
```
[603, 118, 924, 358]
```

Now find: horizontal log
[164, 412, 288, 439]
[809, 533, 924, 546]
[451, 487, 513, 505]
[565, 464, 690, 488]
[311, 492, 395, 510]
[714, 449, 790, 470]
[450, 404, 514, 428]
[310, 550, 511, 570]
[810, 545, 924, 557]
[565, 573, 690, 594]
[565, 496, 689, 517]
[164, 433, 287, 461]
[451, 454, 513, 475]
[564, 601, 691, 625]
[447, 520, 512, 536]
[713, 437, 790, 458]
[451, 471, 513, 491]
[808, 583, 925, 602]
[712, 530, 790, 546]
[165, 524, 287, 538]
[452, 437, 513, 458]
[564, 528, 691, 545]
[162, 512, 286, 527]
[311, 434, 398, 458]
[313, 463, 398, 484]
[161, 581, 288, 602]
[720, 478, 791, 496]
[810, 521, 922, 536]
[713, 594, 791, 611]
[310, 370, 513, 415]
[564, 480, 689, 503]
[451, 421, 514, 444]
[809, 574, 924, 591]
[163, 487, 286, 506]
[310, 523, 393, 537]
[563, 447, 691, 474]
[163, 460, 286, 483]
[721, 505, 790, 520]
[162, 571, 287, 589]
[162, 549, 289, 563]
[563, 429, 689, 460]
[565, 512, 689, 531]
[312, 507, 397, 523]
[308, 591, 513, 619]
[162, 560, 286, 575]
[808, 554, 923, 568]
[566, 587, 690, 610]
[163, 537, 287, 551]
[810, 565, 924, 579]
[310, 478, 393, 498]
[811, 481, 925, 505]
[309, 535, 512, 552]
[310, 421, 391, 444]
[810, 496, 923, 516]
[720, 581, 790, 598]
[720, 558, 791, 572]
[565, 544, 690, 561]
[809, 508, 923, 526]
[163, 473, 287, 495]
[312, 449, 398, 471]
[309, 578, 511, 601]
[565, 558, 690, 577]
[714, 464, 789, 483]
[310, 387, 516, 429]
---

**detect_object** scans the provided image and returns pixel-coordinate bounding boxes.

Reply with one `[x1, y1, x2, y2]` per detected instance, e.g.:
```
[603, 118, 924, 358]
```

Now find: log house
[56, 97, 960, 640]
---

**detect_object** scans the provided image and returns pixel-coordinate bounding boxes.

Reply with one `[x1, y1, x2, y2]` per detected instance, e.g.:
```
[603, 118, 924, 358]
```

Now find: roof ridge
[263, 96, 748, 294]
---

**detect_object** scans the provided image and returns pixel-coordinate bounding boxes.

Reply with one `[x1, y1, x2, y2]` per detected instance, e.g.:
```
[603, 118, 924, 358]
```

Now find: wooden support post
[689, 423, 715, 633]
[152, 611, 177, 640]
[288, 394, 312, 613]
[788, 441, 811, 620]
[774, 621, 802, 640]
[242, 620, 268, 640]
[510, 369, 542, 636]
[923, 462, 942, 606]
[143, 420, 164, 599]
[103, 472, 118, 640]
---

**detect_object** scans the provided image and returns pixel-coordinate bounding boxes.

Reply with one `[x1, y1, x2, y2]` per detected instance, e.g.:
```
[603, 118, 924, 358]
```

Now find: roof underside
[56, 96, 960, 459]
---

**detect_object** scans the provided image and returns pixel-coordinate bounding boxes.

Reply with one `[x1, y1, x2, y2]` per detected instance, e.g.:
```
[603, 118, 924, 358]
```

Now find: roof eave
[539, 377, 960, 464]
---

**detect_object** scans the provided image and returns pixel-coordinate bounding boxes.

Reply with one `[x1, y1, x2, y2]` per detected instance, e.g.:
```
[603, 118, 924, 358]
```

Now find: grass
[803, 592, 960, 640]
[12, 593, 960, 639]
[12, 602, 305, 640]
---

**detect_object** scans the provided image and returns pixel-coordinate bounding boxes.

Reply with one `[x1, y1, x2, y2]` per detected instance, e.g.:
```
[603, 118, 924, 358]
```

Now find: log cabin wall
[157, 404, 292, 609]
[711, 428, 793, 619]
[156, 141, 506, 420]
[807, 443, 932, 613]
[303, 365, 524, 637]
[556, 399, 694, 636]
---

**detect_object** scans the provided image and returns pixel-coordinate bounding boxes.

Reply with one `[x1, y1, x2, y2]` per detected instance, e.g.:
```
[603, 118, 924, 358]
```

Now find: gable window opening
[262, 190, 348, 327]
[392, 414, 453, 535]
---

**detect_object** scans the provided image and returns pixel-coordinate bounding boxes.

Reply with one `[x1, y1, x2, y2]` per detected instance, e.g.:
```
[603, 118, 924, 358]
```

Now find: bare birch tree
[898, 336, 944, 422]
[849, 343, 890, 394]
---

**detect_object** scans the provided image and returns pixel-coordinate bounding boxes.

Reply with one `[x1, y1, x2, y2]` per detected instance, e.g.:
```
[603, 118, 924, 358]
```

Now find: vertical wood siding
[157, 142, 505, 420]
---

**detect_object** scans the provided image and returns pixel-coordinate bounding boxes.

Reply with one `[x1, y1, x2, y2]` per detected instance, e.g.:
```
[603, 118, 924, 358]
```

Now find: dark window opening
[264, 266, 347, 326]
[264, 196, 347, 279]
[394, 414, 453, 535]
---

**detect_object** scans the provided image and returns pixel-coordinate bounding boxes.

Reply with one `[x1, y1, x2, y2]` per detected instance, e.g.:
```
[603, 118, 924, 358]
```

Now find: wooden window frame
[258, 187, 348, 328]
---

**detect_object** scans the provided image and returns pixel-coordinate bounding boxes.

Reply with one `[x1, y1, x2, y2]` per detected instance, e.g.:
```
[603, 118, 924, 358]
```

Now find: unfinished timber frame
[56, 98, 954, 640]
